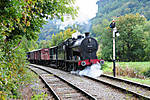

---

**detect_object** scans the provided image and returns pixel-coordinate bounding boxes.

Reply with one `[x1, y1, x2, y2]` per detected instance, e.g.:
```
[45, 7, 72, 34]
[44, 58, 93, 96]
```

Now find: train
[27, 32, 104, 71]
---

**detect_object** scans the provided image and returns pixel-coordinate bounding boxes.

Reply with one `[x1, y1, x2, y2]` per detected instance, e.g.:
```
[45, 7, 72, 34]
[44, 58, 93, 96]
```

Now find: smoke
[71, 63, 103, 78]
[84, 21, 92, 32]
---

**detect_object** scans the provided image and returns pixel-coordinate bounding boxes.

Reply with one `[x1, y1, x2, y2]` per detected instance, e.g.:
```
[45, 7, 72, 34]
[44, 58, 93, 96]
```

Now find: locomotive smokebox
[85, 32, 90, 37]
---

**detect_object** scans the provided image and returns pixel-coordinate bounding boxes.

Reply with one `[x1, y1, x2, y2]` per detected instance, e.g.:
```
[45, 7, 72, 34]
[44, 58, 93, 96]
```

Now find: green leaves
[0, 38, 29, 99]
[99, 14, 150, 61]
[38, 28, 76, 48]
[0, 0, 78, 42]
[115, 14, 146, 61]
[0, 0, 78, 98]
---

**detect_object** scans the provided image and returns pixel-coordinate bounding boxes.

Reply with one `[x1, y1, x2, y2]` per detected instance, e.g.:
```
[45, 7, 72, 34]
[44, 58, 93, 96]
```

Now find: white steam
[71, 63, 103, 78]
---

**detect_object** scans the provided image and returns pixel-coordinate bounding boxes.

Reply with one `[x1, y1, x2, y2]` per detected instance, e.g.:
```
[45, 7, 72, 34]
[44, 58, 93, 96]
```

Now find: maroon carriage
[40, 48, 50, 65]
[41, 48, 50, 60]
[29, 48, 50, 64]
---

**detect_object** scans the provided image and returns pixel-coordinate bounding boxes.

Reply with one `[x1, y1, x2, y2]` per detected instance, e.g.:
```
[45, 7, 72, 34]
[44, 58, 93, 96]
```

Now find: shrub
[0, 41, 29, 99]
[143, 68, 150, 78]
[101, 63, 109, 70]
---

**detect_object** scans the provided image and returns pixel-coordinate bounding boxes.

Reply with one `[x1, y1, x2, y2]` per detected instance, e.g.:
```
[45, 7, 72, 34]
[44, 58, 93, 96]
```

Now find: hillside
[92, 0, 150, 23]
[38, 0, 150, 41]
[90, 0, 150, 36]
[38, 20, 60, 41]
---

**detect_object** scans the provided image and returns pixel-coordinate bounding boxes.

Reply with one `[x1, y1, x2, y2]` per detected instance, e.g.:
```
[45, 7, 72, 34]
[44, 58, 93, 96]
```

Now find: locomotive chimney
[85, 32, 90, 37]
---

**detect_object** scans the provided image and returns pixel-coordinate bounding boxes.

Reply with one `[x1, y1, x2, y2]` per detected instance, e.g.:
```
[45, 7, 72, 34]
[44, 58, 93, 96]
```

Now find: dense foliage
[0, 0, 77, 99]
[0, 40, 28, 99]
[90, 0, 150, 61]
[38, 28, 76, 48]
[100, 14, 150, 61]
[96, 0, 150, 21]
[0, 0, 77, 41]
[38, 20, 61, 41]
[91, 0, 150, 36]
[116, 14, 146, 61]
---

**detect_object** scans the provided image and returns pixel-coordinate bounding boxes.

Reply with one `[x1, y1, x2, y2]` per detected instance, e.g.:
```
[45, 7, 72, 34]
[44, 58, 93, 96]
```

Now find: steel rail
[101, 74, 150, 90]
[85, 75, 150, 100]
[28, 66, 60, 100]
[29, 64, 97, 100]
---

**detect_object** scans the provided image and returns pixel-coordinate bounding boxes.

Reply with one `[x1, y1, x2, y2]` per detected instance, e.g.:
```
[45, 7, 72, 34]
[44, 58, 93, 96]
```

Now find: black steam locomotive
[27, 32, 104, 71]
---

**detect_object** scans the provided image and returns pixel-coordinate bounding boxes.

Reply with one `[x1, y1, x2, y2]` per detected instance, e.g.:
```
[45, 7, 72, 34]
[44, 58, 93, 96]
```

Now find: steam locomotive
[27, 32, 104, 71]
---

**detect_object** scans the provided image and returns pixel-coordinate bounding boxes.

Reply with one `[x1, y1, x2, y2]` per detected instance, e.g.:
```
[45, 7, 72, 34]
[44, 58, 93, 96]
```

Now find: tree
[91, 19, 109, 37]
[143, 21, 150, 60]
[0, 0, 78, 42]
[116, 14, 146, 61]
[101, 14, 147, 61]
[91, 0, 150, 37]
[50, 28, 76, 46]
[38, 40, 51, 48]
[0, 0, 78, 98]
[38, 19, 61, 41]
[100, 25, 113, 61]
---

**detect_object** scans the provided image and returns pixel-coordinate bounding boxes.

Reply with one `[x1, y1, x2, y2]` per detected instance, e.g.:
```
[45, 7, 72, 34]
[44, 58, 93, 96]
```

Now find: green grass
[103, 61, 150, 74]
[103, 62, 150, 85]
[119, 76, 150, 86]
[104, 61, 150, 70]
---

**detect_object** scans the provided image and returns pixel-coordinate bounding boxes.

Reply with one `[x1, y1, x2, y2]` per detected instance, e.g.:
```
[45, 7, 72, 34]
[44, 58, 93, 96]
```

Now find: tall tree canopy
[101, 14, 149, 61]
[0, 0, 78, 98]
[0, 0, 78, 42]
[38, 19, 61, 41]
[116, 14, 146, 61]
[38, 28, 76, 48]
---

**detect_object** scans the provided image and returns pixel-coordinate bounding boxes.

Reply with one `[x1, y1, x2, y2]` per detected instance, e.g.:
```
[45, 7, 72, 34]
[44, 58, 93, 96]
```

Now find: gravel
[32, 64, 139, 100]
[21, 68, 54, 100]
[30, 67, 90, 100]
[97, 76, 150, 98]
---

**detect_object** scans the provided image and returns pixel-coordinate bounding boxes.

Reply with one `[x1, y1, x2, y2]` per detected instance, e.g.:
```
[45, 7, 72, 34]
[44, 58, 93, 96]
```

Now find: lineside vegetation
[0, 0, 78, 99]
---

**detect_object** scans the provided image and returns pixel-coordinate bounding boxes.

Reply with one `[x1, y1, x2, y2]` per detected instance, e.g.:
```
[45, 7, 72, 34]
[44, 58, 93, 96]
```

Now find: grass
[103, 62, 150, 86]
[119, 76, 150, 85]
[104, 62, 150, 71]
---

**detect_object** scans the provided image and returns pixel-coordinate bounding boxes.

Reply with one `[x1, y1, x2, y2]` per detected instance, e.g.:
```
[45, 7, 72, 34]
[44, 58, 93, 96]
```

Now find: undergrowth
[103, 62, 150, 85]
[0, 41, 30, 99]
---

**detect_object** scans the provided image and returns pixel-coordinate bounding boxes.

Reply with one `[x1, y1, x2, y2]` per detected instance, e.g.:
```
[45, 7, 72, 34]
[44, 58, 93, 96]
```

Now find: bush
[101, 63, 109, 70]
[0, 41, 29, 99]
[143, 68, 150, 78]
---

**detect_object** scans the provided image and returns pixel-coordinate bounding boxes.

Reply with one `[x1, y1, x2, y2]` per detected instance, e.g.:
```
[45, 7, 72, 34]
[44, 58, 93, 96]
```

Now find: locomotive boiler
[64, 32, 103, 67]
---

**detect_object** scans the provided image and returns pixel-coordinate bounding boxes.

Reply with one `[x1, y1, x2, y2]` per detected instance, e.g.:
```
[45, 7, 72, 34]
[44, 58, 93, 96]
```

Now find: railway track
[28, 64, 150, 99]
[85, 74, 150, 100]
[28, 65, 96, 100]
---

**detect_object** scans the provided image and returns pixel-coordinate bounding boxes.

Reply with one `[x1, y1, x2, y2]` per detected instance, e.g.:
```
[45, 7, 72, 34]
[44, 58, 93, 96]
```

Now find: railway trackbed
[28, 64, 149, 100]
[28, 65, 96, 100]
[85, 74, 150, 100]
